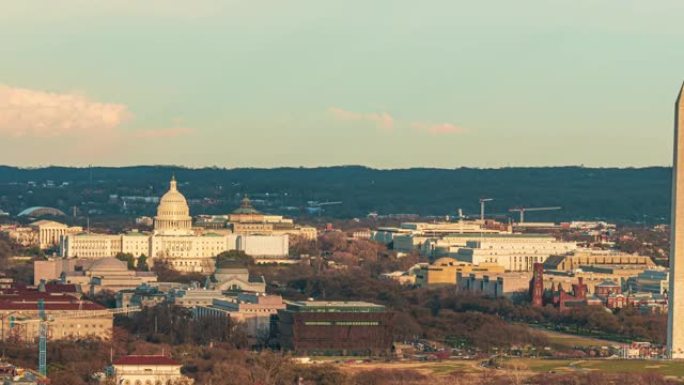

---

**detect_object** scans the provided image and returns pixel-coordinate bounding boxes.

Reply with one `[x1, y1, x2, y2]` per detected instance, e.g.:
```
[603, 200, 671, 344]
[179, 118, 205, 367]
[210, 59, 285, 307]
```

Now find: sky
[1, 0, 683, 169]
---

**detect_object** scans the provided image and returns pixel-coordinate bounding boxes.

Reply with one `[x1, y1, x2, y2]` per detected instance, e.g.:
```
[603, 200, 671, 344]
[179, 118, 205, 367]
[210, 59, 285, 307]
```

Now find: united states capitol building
[60, 177, 292, 273]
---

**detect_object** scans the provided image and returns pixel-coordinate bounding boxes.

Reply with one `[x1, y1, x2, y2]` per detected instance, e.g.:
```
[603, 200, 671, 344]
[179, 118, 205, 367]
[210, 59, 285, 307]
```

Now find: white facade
[195, 293, 285, 340]
[373, 220, 510, 250]
[236, 234, 289, 258]
[113, 356, 190, 385]
[27, 220, 82, 249]
[60, 178, 289, 272]
[453, 238, 577, 271]
[421, 234, 567, 259]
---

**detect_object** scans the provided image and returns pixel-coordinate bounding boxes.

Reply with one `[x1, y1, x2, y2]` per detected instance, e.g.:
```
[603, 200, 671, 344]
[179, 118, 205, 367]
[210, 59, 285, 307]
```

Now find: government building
[60, 177, 289, 273]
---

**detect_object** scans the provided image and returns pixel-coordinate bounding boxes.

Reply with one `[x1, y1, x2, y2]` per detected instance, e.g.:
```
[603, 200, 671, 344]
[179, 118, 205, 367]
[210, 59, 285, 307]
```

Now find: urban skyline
[1, 1, 684, 168]
[2, 2, 684, 383]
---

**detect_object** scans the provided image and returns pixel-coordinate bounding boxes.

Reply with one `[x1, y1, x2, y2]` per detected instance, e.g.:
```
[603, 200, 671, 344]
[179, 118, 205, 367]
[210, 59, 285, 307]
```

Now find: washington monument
[668, 82, 684, 359]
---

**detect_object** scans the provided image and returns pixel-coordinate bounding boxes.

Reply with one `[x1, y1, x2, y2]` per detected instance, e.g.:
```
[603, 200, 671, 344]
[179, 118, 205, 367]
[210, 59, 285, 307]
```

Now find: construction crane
[479, 198, 493, 221]
[37, 300, 46, 377]
[9, 306, 141, 376]
[508, 206, 561, 223]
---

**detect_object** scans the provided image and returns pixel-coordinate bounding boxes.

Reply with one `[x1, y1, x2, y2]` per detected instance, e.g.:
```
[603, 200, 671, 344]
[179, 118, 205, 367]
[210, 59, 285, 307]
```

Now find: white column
[668, 82, 684, 359]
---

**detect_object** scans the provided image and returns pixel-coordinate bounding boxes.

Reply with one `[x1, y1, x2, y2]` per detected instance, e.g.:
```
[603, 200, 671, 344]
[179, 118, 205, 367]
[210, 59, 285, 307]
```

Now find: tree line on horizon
[0, 165, 671, 224]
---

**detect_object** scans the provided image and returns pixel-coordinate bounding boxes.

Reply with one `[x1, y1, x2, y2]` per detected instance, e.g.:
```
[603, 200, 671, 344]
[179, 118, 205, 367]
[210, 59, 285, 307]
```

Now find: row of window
[303, 321, 380, 326]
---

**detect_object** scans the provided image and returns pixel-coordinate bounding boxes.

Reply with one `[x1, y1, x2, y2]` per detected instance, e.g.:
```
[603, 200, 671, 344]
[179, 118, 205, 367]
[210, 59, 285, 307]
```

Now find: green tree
[115, 252, 135, 270]
[215, 250, 254, 268]
[136, 254, 149, 271]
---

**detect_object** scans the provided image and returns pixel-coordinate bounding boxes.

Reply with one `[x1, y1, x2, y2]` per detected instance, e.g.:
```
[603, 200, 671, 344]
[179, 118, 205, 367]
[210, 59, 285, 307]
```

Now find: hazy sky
[1, 0, 683, 168]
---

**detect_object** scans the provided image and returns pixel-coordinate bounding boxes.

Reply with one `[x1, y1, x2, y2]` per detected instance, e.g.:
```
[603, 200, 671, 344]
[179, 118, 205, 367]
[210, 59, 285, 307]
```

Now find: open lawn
[528, 325, 623, 349]
[339, 357, 684, 379]
[339, 359, 479, 376]
[514, 358, 684, 377]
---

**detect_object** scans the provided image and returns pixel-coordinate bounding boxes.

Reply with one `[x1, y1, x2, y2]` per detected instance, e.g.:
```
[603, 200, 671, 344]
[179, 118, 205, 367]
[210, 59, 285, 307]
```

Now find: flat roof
[285, 300, 386, 312]
[113, 355, 179, 366]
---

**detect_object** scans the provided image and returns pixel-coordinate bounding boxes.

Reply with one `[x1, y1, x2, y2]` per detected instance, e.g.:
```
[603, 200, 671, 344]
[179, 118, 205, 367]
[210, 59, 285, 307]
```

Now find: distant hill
[0, 166, 671, 224]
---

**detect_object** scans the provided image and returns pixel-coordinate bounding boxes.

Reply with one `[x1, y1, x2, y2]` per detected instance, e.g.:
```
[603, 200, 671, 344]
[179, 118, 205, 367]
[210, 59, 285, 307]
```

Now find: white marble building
[60, 177, 288, 273]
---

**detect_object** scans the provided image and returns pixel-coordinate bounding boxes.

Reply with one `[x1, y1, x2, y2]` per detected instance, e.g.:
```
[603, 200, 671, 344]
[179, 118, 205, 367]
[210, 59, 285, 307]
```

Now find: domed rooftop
[232, 195, 260, 215]
[18, 206, 66, 217]
[154, 176, 192, 234]
[90, 257, 127, 271]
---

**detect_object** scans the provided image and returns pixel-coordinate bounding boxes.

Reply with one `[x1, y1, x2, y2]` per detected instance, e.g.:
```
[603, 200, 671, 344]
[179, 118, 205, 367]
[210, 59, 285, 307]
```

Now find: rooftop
[113, 355, 179, 366]
[285, 300, 386, 312]
[232, 195, 261, 215]
[0, 301, 106, 311]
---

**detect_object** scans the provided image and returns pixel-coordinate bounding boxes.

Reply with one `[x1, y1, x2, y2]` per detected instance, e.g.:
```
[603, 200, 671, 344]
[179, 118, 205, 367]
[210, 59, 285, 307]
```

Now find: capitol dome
[154, 176, 192, 234]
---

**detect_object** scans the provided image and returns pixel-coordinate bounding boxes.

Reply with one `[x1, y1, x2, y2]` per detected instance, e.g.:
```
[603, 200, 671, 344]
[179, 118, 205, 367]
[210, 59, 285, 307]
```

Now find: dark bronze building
[277, 300, 393, 356]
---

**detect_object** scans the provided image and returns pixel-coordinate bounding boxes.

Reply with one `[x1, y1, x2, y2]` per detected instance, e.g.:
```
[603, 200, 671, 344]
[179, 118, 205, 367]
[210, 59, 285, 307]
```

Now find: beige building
[415, 257, 505, 287]
[543, 249, 655, 272]
[31, 220, 83, 249]
[457, 271, 532, 298]
[1, 221, 81, 249]
[0, 294, 113, 342]
[1, 225, 38, 247]
[170, 265, 266, 307]
[453, 237, 577, 271]
[379, 271, 416, 285]
[60, 177, 289, 273]
[195, 293, 286, 341]
[34, 257, 157, 294]
[112, 355, 191, 385]
[198, 196, 317, 241]
[373, 220, 509, 250]
[421, 234, 563, 259]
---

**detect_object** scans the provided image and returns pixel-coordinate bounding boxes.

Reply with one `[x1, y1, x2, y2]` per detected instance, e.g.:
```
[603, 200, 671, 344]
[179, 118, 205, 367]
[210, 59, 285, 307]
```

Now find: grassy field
[514, 358, 684, 377]
[532, 327, 623, 350]
[339, 360, 478, 376]
[340, 358, 684, 378]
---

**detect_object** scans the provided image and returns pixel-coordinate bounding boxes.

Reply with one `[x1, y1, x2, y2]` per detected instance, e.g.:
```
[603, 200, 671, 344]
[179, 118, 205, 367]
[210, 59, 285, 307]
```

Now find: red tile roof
[44, 283, 79, 293]
[0, 301, 106, 311]
[113, 355, 180, 366]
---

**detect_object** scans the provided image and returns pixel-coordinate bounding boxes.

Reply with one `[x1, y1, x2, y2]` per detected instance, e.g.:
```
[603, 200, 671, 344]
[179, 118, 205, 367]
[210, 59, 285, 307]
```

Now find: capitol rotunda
[154, 176, 193, 235]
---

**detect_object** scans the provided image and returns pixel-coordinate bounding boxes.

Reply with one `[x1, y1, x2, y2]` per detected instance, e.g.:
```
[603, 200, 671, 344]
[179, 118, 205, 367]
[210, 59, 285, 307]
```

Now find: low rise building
[0, 288, 112, 342]
[116, 284, 169, 309]
[30, 220, 83, 249]
[373, 220, 508, 251]
[1, 221, 82, 249]
[169, 288, 225, 308]
[543, 249, 655, 272]
[197, 196, 318, 241]
[415, 257, 504, 287]
[35, 258, 157, 295]
[636, 269, 669, 294]
[453, 237, 577, 271]
[195, 293, 286, 341]
[1, 225, 38, 247]
[379, 271, 416, 285]
[456, 271, 532, 298]
[277, 300, 394, 356]
[112, 355, 191, 385]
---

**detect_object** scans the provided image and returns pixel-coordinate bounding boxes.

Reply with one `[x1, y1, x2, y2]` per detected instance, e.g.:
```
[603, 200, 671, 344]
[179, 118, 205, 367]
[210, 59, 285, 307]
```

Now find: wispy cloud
[0, 84, 193, 141]
[133, 127, 194, 139]
[412, 122, 465, 135]
[0, 84, 130, 138]
[328, 107, 394, 131]
[328, 106, 466, 136]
